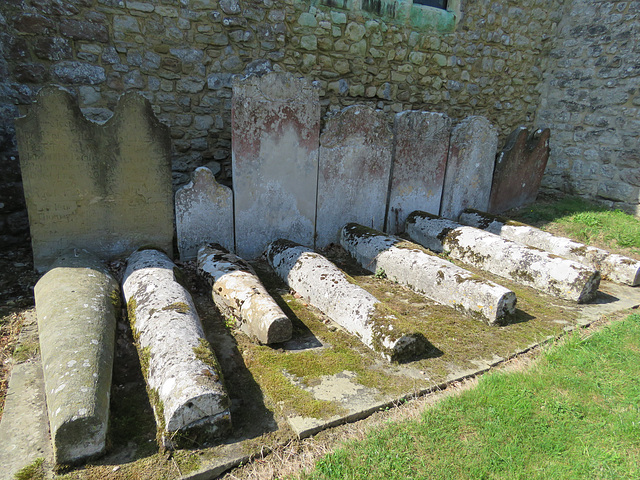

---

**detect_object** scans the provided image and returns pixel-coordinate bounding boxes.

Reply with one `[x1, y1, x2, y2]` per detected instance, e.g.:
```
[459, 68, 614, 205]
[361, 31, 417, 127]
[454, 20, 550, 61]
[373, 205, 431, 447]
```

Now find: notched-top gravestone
[386, 111, 451, 234]
[440, 116, 498, 221]
[176, 166, 234, 260]
[16, 86, 173, 272]
[316, 105, 393, 248]
[232, 72, 320, 259]
[489, 127, 550, 214]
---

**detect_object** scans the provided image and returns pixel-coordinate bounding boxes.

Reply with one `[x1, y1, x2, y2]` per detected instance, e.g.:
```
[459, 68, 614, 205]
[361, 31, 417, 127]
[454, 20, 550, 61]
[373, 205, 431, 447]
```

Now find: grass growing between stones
[304, 313, 640, 480]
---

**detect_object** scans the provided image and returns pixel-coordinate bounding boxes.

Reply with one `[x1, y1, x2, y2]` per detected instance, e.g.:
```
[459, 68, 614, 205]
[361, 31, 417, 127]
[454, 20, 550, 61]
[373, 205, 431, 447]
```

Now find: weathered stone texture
[232, 72, 320, 259]
[316, 105, 393, 248]
[440, 116, 499, 220]
[386, 110, 451, 234]
[176, 166, 234, 260]
[16, 87, 173, 272]
[34, 249, 119, 464]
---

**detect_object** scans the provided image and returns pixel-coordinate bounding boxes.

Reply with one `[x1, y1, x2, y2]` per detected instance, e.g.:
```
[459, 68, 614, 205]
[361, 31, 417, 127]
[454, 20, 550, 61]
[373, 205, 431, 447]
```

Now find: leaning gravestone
[439, 116, 498, 220]
[386, 111, 451, 234]
[16, 86, 173, 272]
[232, 73, 320, 259]
[488, 127, 551, 214]
[315, 105, 393, 248]
[176, 167, 234, 260]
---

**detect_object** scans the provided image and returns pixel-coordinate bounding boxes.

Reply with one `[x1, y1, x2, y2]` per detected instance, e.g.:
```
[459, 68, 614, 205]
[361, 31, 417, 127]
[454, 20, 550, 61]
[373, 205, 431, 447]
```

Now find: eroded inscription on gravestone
[440, 116, 498, 220]
[176, 167, 234, 260]
[386, 111, 451, 234]
[488, 127, 551, 214]
[232, 72, 320, 259]
[16, 86, 173, 272]
[315, 105, 393, 248]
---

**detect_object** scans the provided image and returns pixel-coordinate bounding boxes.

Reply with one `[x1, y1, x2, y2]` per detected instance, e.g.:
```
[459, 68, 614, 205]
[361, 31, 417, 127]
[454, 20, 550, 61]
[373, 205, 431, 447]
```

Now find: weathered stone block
[51, 61, 106, 84]
[488, 127, 550, 214]
[316, 105, 393, 248]
[176, 167, 234, 260]
[266, 239, 429, 362]
[232, 73, 320, 259]
[122, 249, 231, 447]
[460, 209, 640, 287]
[198, 244, 291, 344]
[16, 86, 174, 272]
[35, 249, 119, 464]
[341, 224, 516, 325]
[386, 111, 451, 234]
[407, 212, 601, 303]
[440, 116, 498, 220]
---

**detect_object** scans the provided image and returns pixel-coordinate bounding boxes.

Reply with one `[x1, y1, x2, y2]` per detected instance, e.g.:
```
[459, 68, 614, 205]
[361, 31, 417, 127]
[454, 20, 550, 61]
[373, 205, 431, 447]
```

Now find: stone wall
[0, 0, 563, 247]
[537, 0, 640, 214]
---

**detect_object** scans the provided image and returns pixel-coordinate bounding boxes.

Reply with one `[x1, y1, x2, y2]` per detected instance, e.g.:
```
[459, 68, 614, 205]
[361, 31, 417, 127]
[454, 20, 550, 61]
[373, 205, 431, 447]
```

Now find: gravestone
[316, 105, 393, 248]
[232, 72, 320, 259]
[175, 167, 234, 260]
[386, 111, 451, 234]
[488, 127, 551, 214]
[16, 86, 173, 272]
[439, 116, 498, 220]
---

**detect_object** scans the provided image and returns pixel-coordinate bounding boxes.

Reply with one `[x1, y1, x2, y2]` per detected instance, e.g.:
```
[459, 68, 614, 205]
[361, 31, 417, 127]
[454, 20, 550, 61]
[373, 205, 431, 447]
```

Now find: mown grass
[303, 313, 640, 480]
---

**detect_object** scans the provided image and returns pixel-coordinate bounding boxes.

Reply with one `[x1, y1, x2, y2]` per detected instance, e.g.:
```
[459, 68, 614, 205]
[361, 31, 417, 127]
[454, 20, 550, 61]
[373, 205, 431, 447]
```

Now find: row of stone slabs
[32, 210, 640, 465]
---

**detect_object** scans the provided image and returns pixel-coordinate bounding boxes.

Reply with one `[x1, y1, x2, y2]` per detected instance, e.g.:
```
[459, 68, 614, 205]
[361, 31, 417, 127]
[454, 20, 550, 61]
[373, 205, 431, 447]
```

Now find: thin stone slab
[340, 224, 516, 325]
[386, 111, 451, 234]
[122, 249, 231, 447]
[406, 212, 601, 303]
[316, 105, 393, 248]
[460, 209, 640, 287]
[266, 239, 428, 362]
[488, 127, 551, 214]
[176, 167, 234, 260]
[232, 73, 320, 259]
[439, 116, 498, 220]
[197, 244, 292, 344]
[34, 249, 119, 464]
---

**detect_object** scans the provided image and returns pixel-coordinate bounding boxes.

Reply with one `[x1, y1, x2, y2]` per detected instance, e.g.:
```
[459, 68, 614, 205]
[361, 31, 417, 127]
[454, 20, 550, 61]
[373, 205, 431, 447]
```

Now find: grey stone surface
[232, 72, 320, 259]
[460, 209, 640, 287]
[176, 167, 234, 260]
[34, 249, 119, 464]
[315, 105, 393, 248]
[386, 111, 451, 234]
[266, 239, 428, 362]
[407, 212, 601, 303]
[439, 116, 498, 220]
[16, 86, 174, 272]
[488, 127, 550, 214]
[197, 244, 292, 344]
[340, 223, 516, 325]
[122, 249, 231, 446]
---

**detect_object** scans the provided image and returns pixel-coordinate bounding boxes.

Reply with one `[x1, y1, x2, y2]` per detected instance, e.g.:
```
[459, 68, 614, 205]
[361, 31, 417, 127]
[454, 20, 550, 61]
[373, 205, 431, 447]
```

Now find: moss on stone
[161, 301, 190, 314]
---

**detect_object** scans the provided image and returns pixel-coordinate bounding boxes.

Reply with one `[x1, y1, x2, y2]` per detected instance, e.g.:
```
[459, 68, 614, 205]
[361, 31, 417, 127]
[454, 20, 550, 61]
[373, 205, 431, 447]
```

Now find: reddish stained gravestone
[439, 116, 498, 221]
[488, 127, 551, 214]
[315, 105, 393, 249]
[386, 111, 451, 234]
[232, 72, 320, 259]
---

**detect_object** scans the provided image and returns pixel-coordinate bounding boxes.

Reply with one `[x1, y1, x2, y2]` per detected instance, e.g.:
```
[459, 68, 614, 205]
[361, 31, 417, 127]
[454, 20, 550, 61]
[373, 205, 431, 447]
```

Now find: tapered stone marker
[35, 249, 119, 464]
[406, 212, 601, 303]
[122, 249, 231, 447]
[197, 244, 292, 344]
[266, 240, 428, 362]
[340, 224, 516, 325]
[460, 209, 640, 287]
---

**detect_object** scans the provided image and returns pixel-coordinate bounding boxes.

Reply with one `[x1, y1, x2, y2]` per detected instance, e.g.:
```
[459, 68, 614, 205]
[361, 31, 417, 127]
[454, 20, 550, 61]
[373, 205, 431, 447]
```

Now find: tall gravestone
[175, 166, 234, 260]
[440, 116, 498, 220]
[488, 127, 551, 214]
[232, 73, 320, 259]
[315, 105, 393, 248]
[16, 86, 173, 272]
[386, 111, 451, 234]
